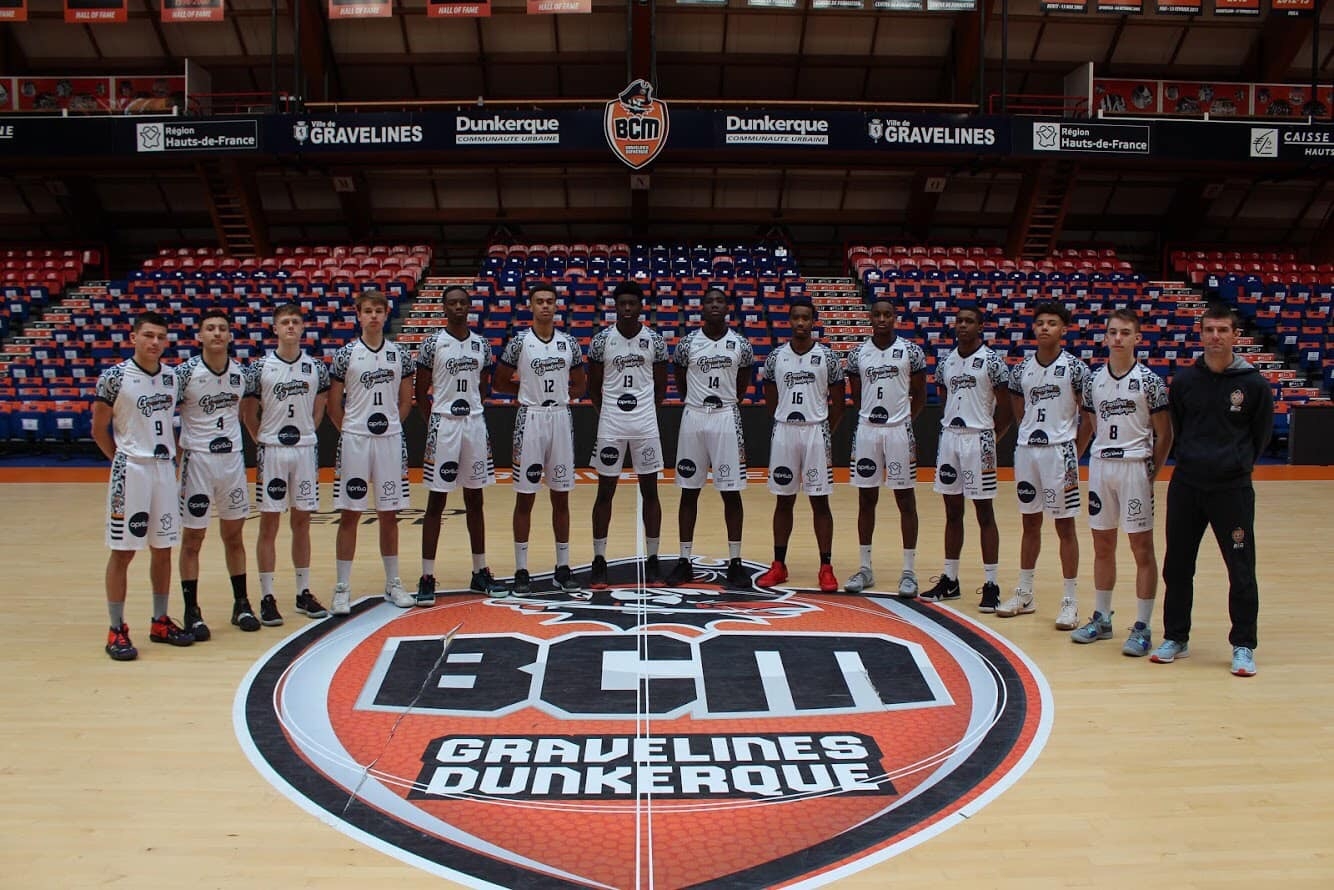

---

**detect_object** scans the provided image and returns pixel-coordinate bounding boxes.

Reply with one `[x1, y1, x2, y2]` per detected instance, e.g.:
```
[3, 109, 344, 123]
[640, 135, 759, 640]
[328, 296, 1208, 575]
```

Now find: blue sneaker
[1149, 639, 1189, 664]
[1122, 622, 1152, 657]
[1230, 646, 1257, 677]
[1070, 611, 1113, 644]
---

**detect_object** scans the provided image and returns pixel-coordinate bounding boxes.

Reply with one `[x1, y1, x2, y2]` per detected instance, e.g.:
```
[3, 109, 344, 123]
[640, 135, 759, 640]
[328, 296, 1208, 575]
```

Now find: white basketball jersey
[331, 338, 413, 436]
[499, 328, 583, 408]
[589, 323, 668, 437]
[1083, 362, 1169, 460]
[95, 358, 177, 461]
[245, 350, 330, 447]
[175, 354, 246, 454]
[417, 329, 494, 418]
[674, 328, 754, 412]
[762, 341, 843, 425]
[845, 336, 926, 426]
[935, 345, 1010, 432]
[1010, 350, 1090, 446]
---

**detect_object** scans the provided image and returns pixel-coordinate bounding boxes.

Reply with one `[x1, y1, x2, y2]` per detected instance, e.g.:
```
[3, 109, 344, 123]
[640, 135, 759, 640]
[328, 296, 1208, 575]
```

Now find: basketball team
[92, 283, 1272, 677]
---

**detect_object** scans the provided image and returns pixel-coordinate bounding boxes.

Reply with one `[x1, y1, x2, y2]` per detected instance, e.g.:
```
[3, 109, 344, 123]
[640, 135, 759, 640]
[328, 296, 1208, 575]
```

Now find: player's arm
[846, 370, 863, 414]
[91, 401, 116, 461]
[674, 360, 690, 402]
[734, 364, 750, 403]
[240, 396, 261, 442]
[478, 366, 493, 402]
[1009, 385, 1026, 428]
[312, 390, 328, 430]
[1249, 378, 1275, 461]
[763, 380, 778, 419]
[397, 375, 413, 421]
[827, 378, 846, 432]
[327, 379, 345, 431]
[1149, 410, 1173, 481]
[653, 360, 668, 405]
[993, 382, 1015, 440]
[909, 370, 927, 419]
[586, 360, 604, 411]
[569, 362, 588, 401]
[414, 365, 432, 421]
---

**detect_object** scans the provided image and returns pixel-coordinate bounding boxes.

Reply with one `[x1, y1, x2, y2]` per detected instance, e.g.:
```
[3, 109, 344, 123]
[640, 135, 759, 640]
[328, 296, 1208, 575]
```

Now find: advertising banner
[1254, 84, 1332, 119]
[1160, 82, 1249, 117]
[0, 116, 263, 157]
[1025, 120, 1151, 155]
[1094, 79, 1160, 115]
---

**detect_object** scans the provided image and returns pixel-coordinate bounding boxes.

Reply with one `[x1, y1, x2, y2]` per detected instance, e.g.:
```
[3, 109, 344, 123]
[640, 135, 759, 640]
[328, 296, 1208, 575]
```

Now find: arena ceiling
[2, 2, 1333, 270]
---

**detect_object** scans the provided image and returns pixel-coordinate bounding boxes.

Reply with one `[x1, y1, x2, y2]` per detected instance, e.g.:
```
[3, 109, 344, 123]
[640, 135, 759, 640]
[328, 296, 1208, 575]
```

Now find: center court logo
[236, 558, 1051, 888]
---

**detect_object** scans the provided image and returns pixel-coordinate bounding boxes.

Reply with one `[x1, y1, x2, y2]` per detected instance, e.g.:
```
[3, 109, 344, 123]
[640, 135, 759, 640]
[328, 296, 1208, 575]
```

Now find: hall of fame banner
[162, 0, 224, 22]
[64, 0, 126, 23]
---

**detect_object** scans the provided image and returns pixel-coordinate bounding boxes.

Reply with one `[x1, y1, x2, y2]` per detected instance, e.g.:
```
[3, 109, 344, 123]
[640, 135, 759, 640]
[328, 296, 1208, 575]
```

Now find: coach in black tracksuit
[1160, 306, 1273, 663]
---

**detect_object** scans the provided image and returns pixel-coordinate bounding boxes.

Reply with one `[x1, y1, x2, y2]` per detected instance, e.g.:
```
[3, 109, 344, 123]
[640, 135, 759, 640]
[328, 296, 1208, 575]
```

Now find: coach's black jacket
[1168, 356, 1274, 490]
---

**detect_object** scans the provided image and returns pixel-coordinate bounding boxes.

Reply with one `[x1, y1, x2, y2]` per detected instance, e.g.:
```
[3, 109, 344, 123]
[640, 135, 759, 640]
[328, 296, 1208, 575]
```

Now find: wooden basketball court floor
[2, 469, 1331, 888]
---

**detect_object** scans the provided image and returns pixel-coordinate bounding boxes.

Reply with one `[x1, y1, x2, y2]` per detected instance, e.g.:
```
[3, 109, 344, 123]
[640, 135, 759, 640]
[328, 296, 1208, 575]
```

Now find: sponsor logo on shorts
[1027, 430, 1049, 446]
[771, 465, 794, 486]
[441, 462, 459, 483]
[599, 446, 621, 467]
[128, 511, 150, 537]
[345, 478, 369, 500]
[449, 399, 471, 417]
[267, 478, 288, 500]
[208, 436, 234, 453]
[785, 411, 807, 423]
[187, 494, 210, 517]
[676, 458, 697, 478]
[869, 406, 890, 424]
[367, 413, 390, 435]
[938, 463, 958, 485]
[278, 425, 302, 446]
[856, 457, 878, 478]
[525, 464, 544, 484]
[153, 443, 172, 460]
[1099, 447, 1124, 459]
[1088, 491, 1102, 516]
[616, 393, 638, 412]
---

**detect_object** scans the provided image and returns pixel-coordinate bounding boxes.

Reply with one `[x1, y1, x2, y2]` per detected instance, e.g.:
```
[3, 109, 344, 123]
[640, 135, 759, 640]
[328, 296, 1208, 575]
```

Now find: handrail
[301, 97, 980, 114]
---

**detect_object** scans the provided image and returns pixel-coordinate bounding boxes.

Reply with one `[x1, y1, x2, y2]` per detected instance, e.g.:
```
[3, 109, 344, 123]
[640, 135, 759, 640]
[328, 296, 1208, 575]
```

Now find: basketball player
[1151, 303, 1272, 677]
[92, 311, 193, 660]
[587, 281, 669, 588]
[1074, 309, 1172, 655]
[494, 284, 587, 595]
[843, 297, 927, 597]
[667, 287, 753, 589]
[919, 305, 1012, 610]
[414, 285, 503, 605]
[999, 301, 1090, 622]
[755, 300, 845, 593]
[327, 291, 414, 614]
[174, 309, 250, 640]
[241, 303, 330, 627]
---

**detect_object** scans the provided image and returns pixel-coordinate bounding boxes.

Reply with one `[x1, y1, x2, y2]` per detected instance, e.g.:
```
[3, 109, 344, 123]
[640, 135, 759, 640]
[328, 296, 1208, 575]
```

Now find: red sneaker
[105, 623, 138, 661]
[150, 615, 195, 647]
[755, 561, 788, 587]
[818, 564, 838, 593]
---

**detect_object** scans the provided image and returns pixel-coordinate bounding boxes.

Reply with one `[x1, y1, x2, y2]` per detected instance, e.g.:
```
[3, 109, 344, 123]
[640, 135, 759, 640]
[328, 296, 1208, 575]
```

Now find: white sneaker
[330, 582, 351, 616]
[897, 570, 919, 598]
[1054, 596, 1079, 630]
[384, 577, 414, 608]
[995, 588, 1036, 618]
[844, 567, 874, 594]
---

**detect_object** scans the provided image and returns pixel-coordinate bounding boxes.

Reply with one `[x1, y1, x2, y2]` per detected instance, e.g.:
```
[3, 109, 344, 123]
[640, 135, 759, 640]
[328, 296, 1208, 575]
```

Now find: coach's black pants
[1161, 477, 1259, 649]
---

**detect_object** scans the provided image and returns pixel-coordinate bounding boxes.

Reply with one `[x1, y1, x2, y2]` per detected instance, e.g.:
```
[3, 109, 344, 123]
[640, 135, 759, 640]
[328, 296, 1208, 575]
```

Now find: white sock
[902, 549, 916, 572]
[514, 542, 528, 571]
[1136, 597, 1154, 626]
[646, 537, 660, 557]
[336, 560, 353, 586]
[944, 559, 960, 580]
[472, 553, 486, 571]
[1095, 589, 1114, 618]
[382, 555, 399, 583]
[260, 572, 275, 598]
[421, 559, 435, 577]
[1018, 569, 1035, 592]
[593, 538, 607, 558]
[294, 567, 310, 595]
[728, 541, 742, 560]
[680, 542, 693, 559]
[1064, 578, 1079, 598]
[556, 542, 570, 567]
[859, 544, 873, 570]
[984, 564, 999, 584]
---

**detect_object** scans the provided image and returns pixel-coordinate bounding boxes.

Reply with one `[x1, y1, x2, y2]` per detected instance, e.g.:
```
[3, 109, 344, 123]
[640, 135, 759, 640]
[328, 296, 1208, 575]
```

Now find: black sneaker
[919, 575, 961, 602]
[589, 555, 609, 589]
[978, 582, 1001, 613]
[295, 590, 329, 618]
[259, 594, 284, 627]
[183, 606, 210, 642]
[470, 567, 506, 595]
[726, 558, 752, 589]
[511, 569, 532, 596]
[554, 565, 581, 593]
[105, 623, 138, 661]
[645, 554, 664, 585]
[666, 557, 693, 586]
[231, 598, 261, 632]
[415, 575, 437, 607]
